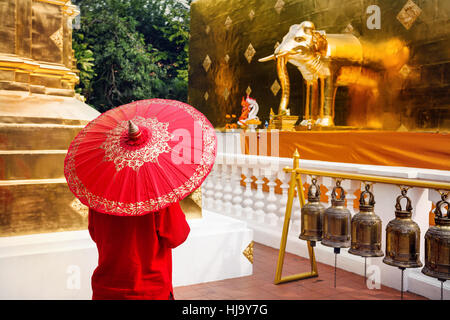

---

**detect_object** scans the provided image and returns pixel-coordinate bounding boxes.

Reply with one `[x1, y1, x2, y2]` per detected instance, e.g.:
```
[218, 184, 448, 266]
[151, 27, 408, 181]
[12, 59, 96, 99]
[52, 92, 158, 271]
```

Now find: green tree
[72, 32, 95, 99]
[72, 0, 191, 112]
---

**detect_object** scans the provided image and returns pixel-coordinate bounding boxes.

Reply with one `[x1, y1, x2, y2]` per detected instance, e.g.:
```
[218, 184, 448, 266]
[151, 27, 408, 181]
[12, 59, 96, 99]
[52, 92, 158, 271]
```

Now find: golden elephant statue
[259, 21, 409, 128]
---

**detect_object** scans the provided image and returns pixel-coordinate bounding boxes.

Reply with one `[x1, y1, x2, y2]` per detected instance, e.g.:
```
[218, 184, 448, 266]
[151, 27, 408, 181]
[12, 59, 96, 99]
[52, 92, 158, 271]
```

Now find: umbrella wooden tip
[128, 120, 141, 140]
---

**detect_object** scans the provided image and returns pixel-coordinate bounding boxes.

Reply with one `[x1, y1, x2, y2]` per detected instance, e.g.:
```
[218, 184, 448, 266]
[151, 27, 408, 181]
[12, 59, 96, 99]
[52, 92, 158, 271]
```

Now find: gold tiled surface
[189, 0, 450, 131]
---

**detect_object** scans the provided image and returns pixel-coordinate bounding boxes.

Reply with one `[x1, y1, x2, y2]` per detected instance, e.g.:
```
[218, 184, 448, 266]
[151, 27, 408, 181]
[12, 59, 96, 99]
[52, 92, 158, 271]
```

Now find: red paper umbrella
[64, 99, 217, 216]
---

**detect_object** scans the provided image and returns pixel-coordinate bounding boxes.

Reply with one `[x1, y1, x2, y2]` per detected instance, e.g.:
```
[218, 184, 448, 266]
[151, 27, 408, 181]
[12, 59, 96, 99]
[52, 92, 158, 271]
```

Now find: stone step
[0, 179, 88, 237]
[0, 123, 84, 150]
[0, 150, 66, 180]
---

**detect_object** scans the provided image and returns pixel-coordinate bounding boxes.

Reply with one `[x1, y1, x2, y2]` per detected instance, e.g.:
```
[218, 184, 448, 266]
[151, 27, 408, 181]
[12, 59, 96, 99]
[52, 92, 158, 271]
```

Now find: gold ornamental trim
[202, 55, 212, 72]
[190, 188, 202, 208]
[274, 0, 285, 14]
[50, 27, 64, 51]
[0, 55, 76, 76]
[248, 9, 255, 21]
[397, 0, 422, 30]
[270, 79, 281, 96]
[100, 116, 173, 172]
[0, 54, 79, 88]
[70, 198, 88, 217]
[224, 16, 232, 30]
[244, 43, 256, 63]
[242, 241, 254, 264]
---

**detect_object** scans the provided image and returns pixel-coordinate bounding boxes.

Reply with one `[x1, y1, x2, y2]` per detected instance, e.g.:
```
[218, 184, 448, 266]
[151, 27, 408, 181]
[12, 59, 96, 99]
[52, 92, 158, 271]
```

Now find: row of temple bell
[422, 194, 450, 280]
[299, 178, 450, 285]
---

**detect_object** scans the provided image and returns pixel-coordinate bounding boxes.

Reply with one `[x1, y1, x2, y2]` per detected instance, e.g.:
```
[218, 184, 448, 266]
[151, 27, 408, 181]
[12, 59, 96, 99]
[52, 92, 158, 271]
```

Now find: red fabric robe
[88, 202, 190, 300]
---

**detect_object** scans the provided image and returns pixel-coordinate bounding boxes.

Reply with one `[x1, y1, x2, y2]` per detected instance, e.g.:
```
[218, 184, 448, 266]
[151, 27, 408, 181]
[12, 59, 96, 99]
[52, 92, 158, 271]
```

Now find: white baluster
[204, 166, 216, 210]
[265, 168, 279, 227]
[214, 164, 224, 212]
[278, 170, 290, 229]
[201, 175, 210, 209]
[231, 165, 244, 218]
[242, 167, 254, 221]
[222, 164, 233, 216]
[253, 167, 266, 224]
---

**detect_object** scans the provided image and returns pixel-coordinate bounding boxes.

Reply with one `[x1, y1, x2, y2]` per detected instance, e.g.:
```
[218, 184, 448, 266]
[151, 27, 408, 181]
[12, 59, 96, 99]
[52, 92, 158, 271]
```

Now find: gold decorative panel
[274, 0, 285, 14]
[70, 198, 88, 218]
[242, 241, 254, 264]
[397, 0, 422, 30]
[0, 0, 15, 54]
[189, 0, 450, 132]
[179, 188, 203, 220]
[271, 80, 280, 96]
[224, 16, 232, 30]
[248, 9, 255, 21]
[223, 87, 230, 101]
[31, 1, 63, 63]
[244, 43, 256, 64]
[246, 85, 252, 96]
[50, 26, 64, 51]
[202, 54, 211, 72]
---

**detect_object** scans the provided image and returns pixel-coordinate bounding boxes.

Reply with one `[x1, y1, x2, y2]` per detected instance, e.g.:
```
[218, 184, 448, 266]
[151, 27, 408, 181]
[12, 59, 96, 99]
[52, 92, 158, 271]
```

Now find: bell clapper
[438, 279, 445, 301]
[334, 247, 340, 288]
[399, 267, 406, 300]
[364, 257, 367, 282]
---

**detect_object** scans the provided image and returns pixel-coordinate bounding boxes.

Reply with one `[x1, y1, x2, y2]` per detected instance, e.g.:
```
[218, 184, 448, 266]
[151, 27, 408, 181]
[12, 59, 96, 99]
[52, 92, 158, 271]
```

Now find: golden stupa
[0, 0, 203, 237]
[0, 0, 100, 236]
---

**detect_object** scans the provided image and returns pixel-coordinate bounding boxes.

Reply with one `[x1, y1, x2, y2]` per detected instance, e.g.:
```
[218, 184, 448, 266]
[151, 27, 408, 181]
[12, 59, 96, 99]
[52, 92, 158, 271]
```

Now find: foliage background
[72, 0, 191, 112]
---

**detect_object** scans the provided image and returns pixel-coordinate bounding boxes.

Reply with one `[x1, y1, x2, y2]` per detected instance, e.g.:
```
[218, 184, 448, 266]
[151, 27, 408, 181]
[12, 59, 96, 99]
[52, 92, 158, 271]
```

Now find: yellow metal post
[274, 150, 319, 284]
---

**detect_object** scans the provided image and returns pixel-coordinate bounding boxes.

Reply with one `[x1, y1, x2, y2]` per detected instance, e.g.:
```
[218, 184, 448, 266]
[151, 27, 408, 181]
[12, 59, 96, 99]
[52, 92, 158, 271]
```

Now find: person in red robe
[88, 201, 190, 300]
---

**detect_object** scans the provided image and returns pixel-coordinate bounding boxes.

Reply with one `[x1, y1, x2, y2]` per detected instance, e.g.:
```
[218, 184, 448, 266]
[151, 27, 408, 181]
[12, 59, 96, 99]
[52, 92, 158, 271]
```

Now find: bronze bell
[422, 194, 450, 280]
[348, 185, 384, 257]
[321, 180, 351, 248]
[299, 178, 325, 243]
[383, 189, 422, 268]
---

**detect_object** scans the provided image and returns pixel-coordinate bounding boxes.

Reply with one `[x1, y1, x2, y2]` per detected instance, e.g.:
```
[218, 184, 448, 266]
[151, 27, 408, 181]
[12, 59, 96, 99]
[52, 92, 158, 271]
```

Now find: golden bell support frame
[274, 149, 450, 285]
[274, 149, 319, 284]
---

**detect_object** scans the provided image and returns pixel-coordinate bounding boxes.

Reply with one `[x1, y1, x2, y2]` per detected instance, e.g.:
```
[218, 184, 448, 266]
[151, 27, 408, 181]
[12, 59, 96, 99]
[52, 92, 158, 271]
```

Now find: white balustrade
[202, 151, 450, 300]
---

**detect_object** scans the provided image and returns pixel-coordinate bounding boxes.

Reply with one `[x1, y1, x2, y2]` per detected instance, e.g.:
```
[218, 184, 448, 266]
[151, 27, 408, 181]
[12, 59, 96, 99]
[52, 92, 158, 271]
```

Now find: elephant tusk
[258, 54, 276, 62]
[259, 51, 291, 62]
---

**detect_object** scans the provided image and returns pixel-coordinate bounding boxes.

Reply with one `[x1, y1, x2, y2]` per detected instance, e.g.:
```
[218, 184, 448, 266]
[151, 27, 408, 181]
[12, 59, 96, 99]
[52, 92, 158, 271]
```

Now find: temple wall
[188, 0, 450, 131]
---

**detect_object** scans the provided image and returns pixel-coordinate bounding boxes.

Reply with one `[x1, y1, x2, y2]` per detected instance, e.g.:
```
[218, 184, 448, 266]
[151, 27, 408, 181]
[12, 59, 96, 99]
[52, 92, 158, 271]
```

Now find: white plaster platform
[0, 211, 253, 299]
